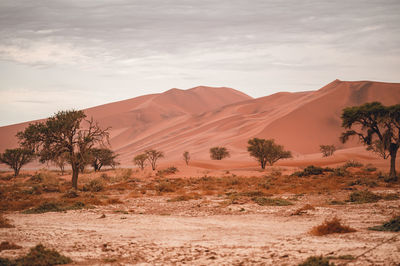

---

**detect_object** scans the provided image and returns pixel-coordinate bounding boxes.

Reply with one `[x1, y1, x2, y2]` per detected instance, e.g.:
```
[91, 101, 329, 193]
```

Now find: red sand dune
[0, 80, 399, 167]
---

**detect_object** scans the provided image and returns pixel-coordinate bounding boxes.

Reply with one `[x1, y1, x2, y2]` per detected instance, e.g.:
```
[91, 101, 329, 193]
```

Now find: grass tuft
[369, 216, 400, 232]
[251, 197, 293, 206]
[349, 190, 381, 203]
[298, 256, 334, 266]
[0, 215, 14, 228]
[0, 241, 22, 252]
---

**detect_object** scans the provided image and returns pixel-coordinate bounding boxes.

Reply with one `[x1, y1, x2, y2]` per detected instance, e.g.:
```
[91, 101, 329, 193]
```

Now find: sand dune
[0, 80, 399, 167]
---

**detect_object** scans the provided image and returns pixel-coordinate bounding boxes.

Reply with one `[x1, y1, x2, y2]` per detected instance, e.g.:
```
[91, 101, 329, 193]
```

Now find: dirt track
[2, 195, 400, 265]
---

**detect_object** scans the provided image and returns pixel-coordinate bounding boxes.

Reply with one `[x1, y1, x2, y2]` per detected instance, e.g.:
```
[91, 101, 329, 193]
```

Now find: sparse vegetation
[320, 145, 336, 157]
[298, 256, 334, 266]
[0, 241, 22, 252]
[343, 160, 363, 169]
[252, 197, 293, 206]
[90, 148, 119, 171]
[247, 138, 292, 168]
[209, 146, 230, 160]
[134, 153, 148, 170]
[82, 179, 104, 192]
[369, 216, 400, 232]
[0, 148, 35, 177]
[310, 217, 356, 236]
[292, 165, 333, 177]
[0, 215, 14, 228]
[292, 204, 315, 215]
[157, 166, 178, 177]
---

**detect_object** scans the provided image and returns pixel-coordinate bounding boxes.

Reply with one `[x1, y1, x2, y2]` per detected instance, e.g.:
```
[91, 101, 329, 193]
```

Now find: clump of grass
[156, 181, 176, 193]
[369, 216, 400, 232]
[349, 190, 381, 203]
[2, 244, 72, 265]
[252, 197, 293, 206]
[0, 241, 22, 251]
[362, 164, 377, 172]
[0, 215, 14, 228]
[298, 256, 334, 266]
[343, 160, 363, 169]
[23, 202, 65, 214]
[381, 193, 399, 201]
[82, 179, 104, 192]
[62, 189, 79, 198]
[114, 168, 133, 181]
[292, 165, 333, 177]
[326, 254, 355, 260]
[310, 217, 356, 236]
[106, 198, 123, 204]
[167, 193, 201, 202]
[291, 204, 315, 216]
[328, 200, 345, 205]
[157, 166, 178, 177]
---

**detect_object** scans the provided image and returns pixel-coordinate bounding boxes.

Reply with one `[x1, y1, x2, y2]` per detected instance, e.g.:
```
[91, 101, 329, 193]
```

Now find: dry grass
[0, 241, 22, 252]
[291, 204, 315, 216]
[310, 217, 356, 236]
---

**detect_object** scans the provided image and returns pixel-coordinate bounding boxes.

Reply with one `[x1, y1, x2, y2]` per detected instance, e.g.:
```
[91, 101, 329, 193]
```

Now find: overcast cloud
[1, 0, 399, 126]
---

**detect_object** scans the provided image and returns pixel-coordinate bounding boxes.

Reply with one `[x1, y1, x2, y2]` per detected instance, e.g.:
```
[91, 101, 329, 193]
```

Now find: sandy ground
[2, 192, 400, 265]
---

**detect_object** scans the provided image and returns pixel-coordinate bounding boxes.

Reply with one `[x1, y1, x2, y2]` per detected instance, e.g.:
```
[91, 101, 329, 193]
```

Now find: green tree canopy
[145, 149, 164, 170]
[340, 102, 400, 181]
[0, 148, 35, 176]
[17, 110, 110, 189]
[90, 148, 119, 171]
[247, 138, 292, 169]
[134, 153, 148, 170]
[209, 146, 230, 160]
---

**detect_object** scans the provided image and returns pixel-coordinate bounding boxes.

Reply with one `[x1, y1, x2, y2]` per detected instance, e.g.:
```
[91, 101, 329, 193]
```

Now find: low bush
[343, 160, 363, 169]
[63, 189, 79, 198]
[298, 256, 334, 266]
[369, 216, 400, 232]
[82, 179, 104, 192]
[0, 241, 22, 252]
[292, 165, 333, 177]
[362, 164, 377, 172]
[167, 193, 201, 202]
[251, 197, 293, 206]
[0, 244, 72, 265]
[349, 190, 381, 203]
[291, 204, 315, 215]
[310, 217, 356, 236]
[157, 166, 178, 176]
[23, 202, 65, 214]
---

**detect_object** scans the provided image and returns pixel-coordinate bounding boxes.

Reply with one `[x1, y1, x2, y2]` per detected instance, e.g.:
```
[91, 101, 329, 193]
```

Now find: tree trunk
[388, 144, 398, 182]
[261, 160, 266, 169]
[13, 167, 20, 177]
[72, 165, 79, 189]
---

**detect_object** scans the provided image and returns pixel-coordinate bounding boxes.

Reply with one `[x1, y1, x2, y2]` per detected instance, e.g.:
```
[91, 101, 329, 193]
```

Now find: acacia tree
[183, 151, 190, 165]
[209, 146, 230, 160]
[52, 152, 69, 175]
[133, 153, 148, 170]
[247, 138, 292, 169]
[0, 148, 35, 176]
[90, 148, 119, 172]
[366, 140, 390, 159]
[17, 110, 110, 189]
[341, 102, 400, 181]
[320, 145, 336, 157]
[145, 149, 164, 170]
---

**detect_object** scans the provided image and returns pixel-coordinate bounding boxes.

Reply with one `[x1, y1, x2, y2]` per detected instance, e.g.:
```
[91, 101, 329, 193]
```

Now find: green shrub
[292, 165, 333, 177]
[7, 244, 72, 265]
[23, 202, 65, 214]
[298, 256, 334, 266]
[349, 190, 381, 203]
[252, 197, 293, 206]
[369, 216, 400, 232]
[157, 166, 178, 176]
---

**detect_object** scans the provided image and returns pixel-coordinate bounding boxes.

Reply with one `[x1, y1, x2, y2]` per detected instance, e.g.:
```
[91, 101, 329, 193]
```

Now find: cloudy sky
[1, 0, 399, 126]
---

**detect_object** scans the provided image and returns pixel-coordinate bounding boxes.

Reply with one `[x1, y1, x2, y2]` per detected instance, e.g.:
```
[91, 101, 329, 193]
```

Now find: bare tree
[145, 149, 164, 170]
[183, 151, 190, 165]
[134, 153, 148, 170]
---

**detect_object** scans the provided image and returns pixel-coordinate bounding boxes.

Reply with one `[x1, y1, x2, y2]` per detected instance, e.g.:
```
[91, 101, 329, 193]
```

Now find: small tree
[209, 146, 230, 160]
[145, 149, 164, 170]
[90, 148, 119, 172]
[17, 110, 110, 189]
[0, 148, 35, 177]
[340, 102, 400, 181]
[134, 153, 148, 170]
[320, 145, 336, 157]
[247, 138, 292, 169]
[183, 151, 190, 165]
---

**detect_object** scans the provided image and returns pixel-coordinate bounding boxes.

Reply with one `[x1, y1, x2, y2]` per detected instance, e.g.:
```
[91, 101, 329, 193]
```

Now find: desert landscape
[1, 80, 400, 265]
[1, 1, 400, 265]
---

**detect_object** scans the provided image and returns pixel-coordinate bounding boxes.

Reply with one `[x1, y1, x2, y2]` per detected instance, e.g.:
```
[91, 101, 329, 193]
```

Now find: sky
[0, 0, 399, 126]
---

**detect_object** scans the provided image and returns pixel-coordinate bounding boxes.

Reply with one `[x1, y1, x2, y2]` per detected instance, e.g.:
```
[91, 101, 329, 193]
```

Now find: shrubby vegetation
[145, 149, 164, 170]
[0, 148, 35, 177]
[209, 146, 230, 160]
[247, 138, 292, 169]
[319, 145, 336, 157]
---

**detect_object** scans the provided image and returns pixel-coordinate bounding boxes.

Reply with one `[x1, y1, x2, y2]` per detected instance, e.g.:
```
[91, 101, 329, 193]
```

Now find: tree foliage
[17, 110, 110, 189]
[145, 149, 164, 170]
[52, 152, 68, 175]
[0, 148, 35, 176]
[133, 153, 148, 170]
[183, 151, 190, 165]
[366, 140, 390, 159]
[340, 102, 400, 181]
[90, 148, 119, 171]
[209, 146, 230, 160]
[247, 138, 292, 169]
[320, 145, 336, 157]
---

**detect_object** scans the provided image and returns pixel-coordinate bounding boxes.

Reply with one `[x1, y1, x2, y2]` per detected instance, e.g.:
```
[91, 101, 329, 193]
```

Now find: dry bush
[0, 215, 14, 228]
[310, 217, 356, 236]
[0, 244, 72, 265]
[113, 168, 133, 182]
[349, 190, 381, 203]
[156, 166, 178, 177]
[0, 241, 22, 251]
[252, 197, 293, 206]
[369, 216, 400, 232]
[107, 198, 123, 204]
[291, 204, 315, 216]
[298, 256, 334, 266]
[168, 193, 201, 202]
[82, 179, 104, 192]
